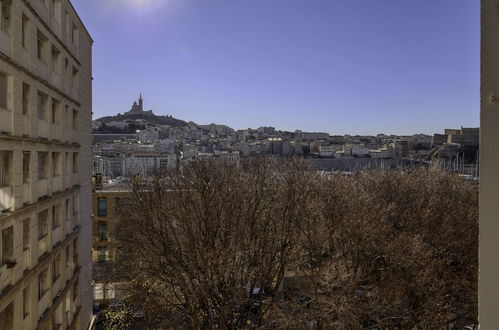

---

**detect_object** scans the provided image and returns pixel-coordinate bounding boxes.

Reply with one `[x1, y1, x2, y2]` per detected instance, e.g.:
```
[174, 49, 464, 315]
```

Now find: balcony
[22, 114, 30, 136]
[23, 183, 30, 205]
[51, 124, 62, 141]
[23, 249, 31, 272]
[52, 226, 62, 247]
[38, 235, 49, 259]
[50, 71, 62, 91]
[0, 30, 11, 58]
[38, 289, 50, 319]
[52, 175, 62, 193]
[38, 120, 49, 139]
[37, 179, 49, 199]
[73, 213, 79, 229]
[0, 107, 12, 135]
[72, 129, 78, 144]
[0, 264, 13, 294]
[73, 253, 79, 268]
[0, 186, 14, 212]
[51, 276, 62, 303]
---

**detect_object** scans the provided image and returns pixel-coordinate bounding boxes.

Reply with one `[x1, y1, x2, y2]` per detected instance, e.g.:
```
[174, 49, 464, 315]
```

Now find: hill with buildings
[93, 94, 188, 133]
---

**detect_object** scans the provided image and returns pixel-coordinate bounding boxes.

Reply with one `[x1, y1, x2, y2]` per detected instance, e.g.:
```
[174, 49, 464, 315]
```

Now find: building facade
[0, 0, 92, 329]
[91, 187, 129, 304]
[481, 0, 499, 327]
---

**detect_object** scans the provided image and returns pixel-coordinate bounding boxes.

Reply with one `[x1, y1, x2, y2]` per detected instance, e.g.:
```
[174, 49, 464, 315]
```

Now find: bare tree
[109, 160, 477, 329]
[114, 157, 316, 329]
[271, 168, 478, 329]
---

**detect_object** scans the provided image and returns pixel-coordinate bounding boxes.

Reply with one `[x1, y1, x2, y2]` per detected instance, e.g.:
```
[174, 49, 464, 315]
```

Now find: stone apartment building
[91, 186, 129, 304]
[0, 0, 92, 329]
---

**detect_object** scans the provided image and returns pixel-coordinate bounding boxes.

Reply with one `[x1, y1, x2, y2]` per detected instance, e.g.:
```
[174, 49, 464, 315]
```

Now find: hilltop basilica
[123, 94, 154, 116]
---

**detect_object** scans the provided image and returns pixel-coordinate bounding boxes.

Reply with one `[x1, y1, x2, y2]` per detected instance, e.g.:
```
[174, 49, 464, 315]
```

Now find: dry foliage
[112, 157, 477, 329]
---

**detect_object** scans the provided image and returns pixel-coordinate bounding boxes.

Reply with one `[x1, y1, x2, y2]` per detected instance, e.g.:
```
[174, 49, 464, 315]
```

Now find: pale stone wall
[0, 0, 92, 329]
[481, 0, 499, 328]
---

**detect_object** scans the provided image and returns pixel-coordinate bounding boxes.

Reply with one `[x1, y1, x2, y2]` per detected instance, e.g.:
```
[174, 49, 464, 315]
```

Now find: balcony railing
[0, 185, 14, 212]
[0, 107, 12, 134]
[37, 178, 49, 199]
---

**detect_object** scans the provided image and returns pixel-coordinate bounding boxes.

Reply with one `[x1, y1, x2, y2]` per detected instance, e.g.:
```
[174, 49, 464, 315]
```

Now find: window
[72, 109, 78, 130]
[51, 98, 60, 124]
[72, 67, 79, 89]
[51, 152, 56, 177]
[0, 151, 12, 188]
[38, 210, 48, 240]
[38, 152, 48, 180]
[52, 204, 60, 229]
[0, 0, 12, 35]
[71, 23, 78, 44]
[65, 245, 70, 268]
[72, 238, 78, 267]
[21, 14, 28, 48]
[64, 58, 68, 77]
[73, 194, 79, 216]
[23, 218, 30, 251]
[1, 226, 13, 265]
[52, 253, 60, 282]
[38, 268, 49, 300]
[51, 46, 60, 74]
[36, 30, 47, 64]
[97, 197, 107, 217]
[22, 83, 29, 115]
[23, 151, 30, 184]
[64, 11, 69, 33]
[97, 221, 107, 241]
[52, 152, 60, 177]
[0, 72, 7, 109]
[52, 0, 61, 22]
[65, 105, 69, 128]
[0, 302, 13, 330]
[37, 91, 47, 120]
[72, 152, 79, 173]
[65, 152, 69, 175]
[97, 247, 106, 262]
[23, 286, 30, 318]
[72, 279, 79, 301]
[65, 198, 69, 221]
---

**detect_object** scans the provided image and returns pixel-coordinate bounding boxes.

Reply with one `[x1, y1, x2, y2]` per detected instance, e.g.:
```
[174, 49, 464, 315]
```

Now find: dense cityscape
[92, 94, 479, 179]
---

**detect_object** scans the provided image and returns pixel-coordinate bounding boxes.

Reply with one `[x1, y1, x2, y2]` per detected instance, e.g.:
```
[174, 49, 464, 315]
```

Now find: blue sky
[73, 0, 479, 135]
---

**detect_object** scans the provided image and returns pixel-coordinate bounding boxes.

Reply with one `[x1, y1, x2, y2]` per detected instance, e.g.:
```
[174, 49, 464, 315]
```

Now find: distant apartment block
[432, 127, 479, 147]
[0, 0, 93, 329]
[91, 186, 129, 304]
[92, 152, 177, 178]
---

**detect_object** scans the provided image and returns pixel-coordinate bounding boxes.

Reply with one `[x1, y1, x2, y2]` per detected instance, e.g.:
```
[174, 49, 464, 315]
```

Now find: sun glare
[129, 0, 163, 7]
